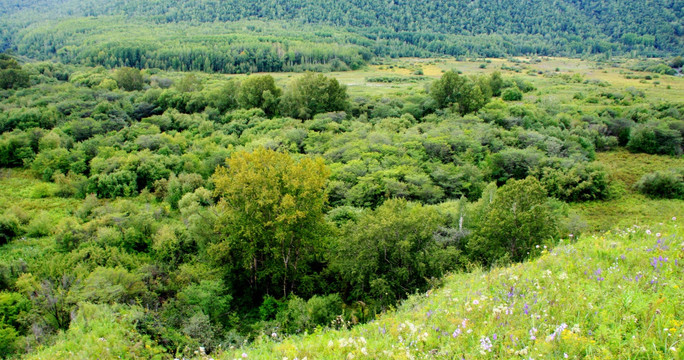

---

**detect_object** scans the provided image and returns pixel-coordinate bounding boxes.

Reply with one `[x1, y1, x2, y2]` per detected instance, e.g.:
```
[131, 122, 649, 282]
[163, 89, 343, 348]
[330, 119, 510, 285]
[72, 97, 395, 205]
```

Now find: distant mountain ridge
[1, 0, 682, 70]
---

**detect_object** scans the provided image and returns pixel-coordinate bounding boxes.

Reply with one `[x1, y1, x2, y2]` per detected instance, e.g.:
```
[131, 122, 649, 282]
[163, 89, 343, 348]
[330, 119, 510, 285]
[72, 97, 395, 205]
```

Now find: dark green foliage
[430, 71, 490, 114]
[0, 54, 29, 90]
[671, 56, 683, 69]
[627, 121, 683, 155]
[487, 148, 543, 185]
[536, 162, 609, 202]
[635, 169, 684, 199]
[0, 68, 29, 90]
[0, 131, 34, 167]
[237, 75, 281, 115]
[0, 214, 21, 245]
[280, 73, 348, 120]
[333, 199, 459, 308]
[3, 0, 682, 67]
[276, 294, 343, 334]
[469, 177, 558, 265]
[502, 87, 523, 101]
[88, 170, 138, 198]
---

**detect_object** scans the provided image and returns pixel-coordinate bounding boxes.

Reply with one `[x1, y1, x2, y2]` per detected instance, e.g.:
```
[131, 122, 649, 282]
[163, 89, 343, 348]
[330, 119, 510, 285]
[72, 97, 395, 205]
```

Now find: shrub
[536, 163, 610, 202]
[26, 211, 54, 237]
[502, 87, 523, 101]
[0, 215, 21, 245]
[627, 122, 682, 155]
[634, 169, 684, 199]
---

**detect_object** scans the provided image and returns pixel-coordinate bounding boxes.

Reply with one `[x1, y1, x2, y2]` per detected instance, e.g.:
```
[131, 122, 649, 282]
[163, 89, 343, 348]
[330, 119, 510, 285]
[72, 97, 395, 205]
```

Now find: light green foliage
[0, 55, 682, 358]
[276, 294, 343, 334]
[469, 177, 558, 265]
[212, 148, 329, 298]
[76, 267, 147, 304]
[113, 67, 144, 91]
[24, 303, 166, 360]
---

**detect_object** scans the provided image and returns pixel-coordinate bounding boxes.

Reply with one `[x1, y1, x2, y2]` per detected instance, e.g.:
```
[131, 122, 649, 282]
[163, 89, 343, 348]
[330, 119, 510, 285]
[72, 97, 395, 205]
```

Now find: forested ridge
[1, 0, 682, 73]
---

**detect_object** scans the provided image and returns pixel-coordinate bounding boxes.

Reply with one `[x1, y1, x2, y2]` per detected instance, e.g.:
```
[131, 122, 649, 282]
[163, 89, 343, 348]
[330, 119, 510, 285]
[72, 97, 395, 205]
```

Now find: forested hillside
[1, 0, 682, 73]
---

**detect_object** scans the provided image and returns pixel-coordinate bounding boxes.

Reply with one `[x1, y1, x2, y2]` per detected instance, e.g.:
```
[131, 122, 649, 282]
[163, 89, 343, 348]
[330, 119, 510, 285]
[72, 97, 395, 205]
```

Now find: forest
[1, 0, 683, 73]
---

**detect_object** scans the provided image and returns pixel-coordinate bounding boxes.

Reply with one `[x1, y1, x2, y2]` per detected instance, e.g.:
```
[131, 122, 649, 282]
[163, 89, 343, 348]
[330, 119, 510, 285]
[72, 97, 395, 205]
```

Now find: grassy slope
[223, 219, 683, 359]
[571, 150, 684, 232]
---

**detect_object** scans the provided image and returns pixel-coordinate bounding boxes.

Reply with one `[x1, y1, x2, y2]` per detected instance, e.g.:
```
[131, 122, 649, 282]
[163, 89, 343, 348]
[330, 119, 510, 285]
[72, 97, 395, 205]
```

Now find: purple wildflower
[480, 336, 493, 352]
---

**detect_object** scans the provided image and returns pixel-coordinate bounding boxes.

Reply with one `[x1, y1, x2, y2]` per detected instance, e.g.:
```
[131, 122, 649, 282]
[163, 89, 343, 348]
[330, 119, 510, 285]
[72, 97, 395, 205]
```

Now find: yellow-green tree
[211, 148, 329, 299]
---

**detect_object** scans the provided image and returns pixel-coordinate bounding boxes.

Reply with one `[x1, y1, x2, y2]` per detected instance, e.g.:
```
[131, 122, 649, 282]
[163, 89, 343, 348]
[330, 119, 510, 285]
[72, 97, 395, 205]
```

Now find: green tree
[469, 177, 558, 265]
[114, 67, 144, 91]
[237, 75, 281, 115]
[333, 199, 458, 308]
[430, 70, 489, 114]
[211, 148, 329, 298]
[279, 73, 348, 119]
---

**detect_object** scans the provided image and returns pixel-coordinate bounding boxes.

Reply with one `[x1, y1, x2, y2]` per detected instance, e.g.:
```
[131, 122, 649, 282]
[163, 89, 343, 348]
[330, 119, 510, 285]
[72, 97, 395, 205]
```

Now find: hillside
[1, 0, 682, 73]
[218, 219, 684, 359]
[26, 219, 683, 359]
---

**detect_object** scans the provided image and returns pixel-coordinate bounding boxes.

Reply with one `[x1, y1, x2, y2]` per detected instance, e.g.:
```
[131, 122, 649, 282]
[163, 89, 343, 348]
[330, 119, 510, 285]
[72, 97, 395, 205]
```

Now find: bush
[634, 170, 684, 199]
[26, 211, 54, 237]
[275, 294, 343, 334]
[536, 163, 610, 202]
[502, 87, 523, 101]
[88, 170, 138, 198]
[0, 215, 21, 245]
[627, 122, 682, 155]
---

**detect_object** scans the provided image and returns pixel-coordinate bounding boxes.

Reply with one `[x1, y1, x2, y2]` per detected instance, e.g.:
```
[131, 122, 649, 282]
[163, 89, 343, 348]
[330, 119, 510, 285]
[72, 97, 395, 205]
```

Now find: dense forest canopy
[1, 0, 682, 73]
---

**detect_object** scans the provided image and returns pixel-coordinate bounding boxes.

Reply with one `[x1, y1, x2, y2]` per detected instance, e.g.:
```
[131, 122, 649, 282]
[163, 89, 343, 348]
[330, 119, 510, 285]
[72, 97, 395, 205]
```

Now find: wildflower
[547, 323, 568, 342]
[529, 327, 538, 340]
[473, 299, 479, 305]
[673, 217, 677, 221]
[656, 233, 661, 238]
[646, 229, 652, 235]
[242, 353, 248, 358]
[479, 336, 493, 353]
[271, 332, 278, 338]
[452, 328, 462, 338]
[564, 354, 569, 358]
